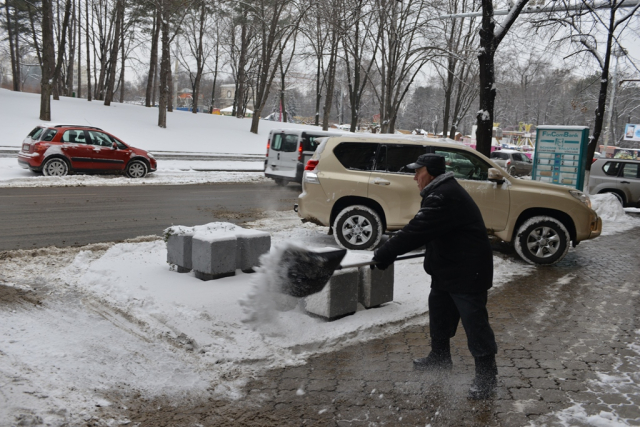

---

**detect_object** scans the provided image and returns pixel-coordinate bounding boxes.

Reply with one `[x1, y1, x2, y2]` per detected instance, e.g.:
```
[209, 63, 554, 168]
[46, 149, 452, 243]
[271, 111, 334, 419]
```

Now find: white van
[264, 128, 346, 185]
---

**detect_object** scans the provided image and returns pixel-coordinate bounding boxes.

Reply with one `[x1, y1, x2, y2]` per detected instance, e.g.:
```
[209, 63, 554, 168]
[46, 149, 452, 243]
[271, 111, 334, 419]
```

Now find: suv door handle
[373, 178, 390, 185]
[620, 181, 630, 184]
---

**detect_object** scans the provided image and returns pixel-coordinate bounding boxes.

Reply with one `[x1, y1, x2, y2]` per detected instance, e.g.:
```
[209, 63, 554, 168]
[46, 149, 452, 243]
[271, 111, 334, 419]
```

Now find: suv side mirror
[112, 142, 118, 150]
[488, 168, 505, 184]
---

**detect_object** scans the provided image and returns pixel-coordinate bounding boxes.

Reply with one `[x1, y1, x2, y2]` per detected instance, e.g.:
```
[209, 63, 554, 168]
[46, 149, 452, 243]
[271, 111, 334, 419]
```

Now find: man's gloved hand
[371, 249, 395, 270]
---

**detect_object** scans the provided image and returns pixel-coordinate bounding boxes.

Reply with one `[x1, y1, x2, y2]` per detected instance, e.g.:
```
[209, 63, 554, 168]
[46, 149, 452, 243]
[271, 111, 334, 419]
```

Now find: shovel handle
[336, 252, 426, 270]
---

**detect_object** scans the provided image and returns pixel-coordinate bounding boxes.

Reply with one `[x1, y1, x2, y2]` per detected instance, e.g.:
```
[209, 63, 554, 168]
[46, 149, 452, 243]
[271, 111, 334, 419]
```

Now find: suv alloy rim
[341, 214, 373, 245]
[525, 225, 561, 257]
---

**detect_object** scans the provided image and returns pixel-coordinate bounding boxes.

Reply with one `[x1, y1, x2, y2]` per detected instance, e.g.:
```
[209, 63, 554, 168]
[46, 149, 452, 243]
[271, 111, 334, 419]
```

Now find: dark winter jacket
[374, 172, 493, 293]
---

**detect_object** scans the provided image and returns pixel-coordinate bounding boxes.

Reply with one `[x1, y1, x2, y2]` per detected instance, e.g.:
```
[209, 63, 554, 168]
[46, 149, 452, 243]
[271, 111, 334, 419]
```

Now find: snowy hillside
[0, 89, 321, 154]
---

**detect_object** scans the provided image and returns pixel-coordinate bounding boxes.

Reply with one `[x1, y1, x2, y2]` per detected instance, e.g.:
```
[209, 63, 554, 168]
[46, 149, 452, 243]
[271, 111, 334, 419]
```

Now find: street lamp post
[601, 47, 627, 157]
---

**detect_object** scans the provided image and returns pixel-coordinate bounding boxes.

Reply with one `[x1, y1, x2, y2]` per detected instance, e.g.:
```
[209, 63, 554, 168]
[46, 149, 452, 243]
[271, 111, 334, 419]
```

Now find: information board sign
[623, 124, 640, 142]
[532, 126, 589, 190]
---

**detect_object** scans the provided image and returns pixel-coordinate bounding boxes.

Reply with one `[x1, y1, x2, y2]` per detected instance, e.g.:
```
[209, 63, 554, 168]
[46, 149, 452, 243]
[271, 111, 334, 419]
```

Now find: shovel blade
[279, 247, 347, 298]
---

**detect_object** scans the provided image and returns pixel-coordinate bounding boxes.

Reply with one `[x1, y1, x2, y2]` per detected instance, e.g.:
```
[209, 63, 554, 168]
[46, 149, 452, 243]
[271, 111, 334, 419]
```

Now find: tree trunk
[40, 0, 57, 120]
[119, 33, 125, 102]
[475, 0, 496, 157]
[5, 1, 21, 91]
[51, 0, 72, 102]
[158, 7, 170, 128]
[146, 8, 160, 107]
[77, 0, 82, 98]
[104, 0, 124, 106]
[85, 0, 92, 101]
[235, 20, 248, 118]
[66, 0, 76, 96]
[322, 31, 338, 131]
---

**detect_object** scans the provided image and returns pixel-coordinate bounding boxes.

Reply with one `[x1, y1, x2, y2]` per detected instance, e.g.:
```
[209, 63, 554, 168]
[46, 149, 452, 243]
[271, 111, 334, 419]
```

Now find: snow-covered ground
[0, 88, 314, 155]
[1, 193, 639, 425]
[0, 157, 267, 187]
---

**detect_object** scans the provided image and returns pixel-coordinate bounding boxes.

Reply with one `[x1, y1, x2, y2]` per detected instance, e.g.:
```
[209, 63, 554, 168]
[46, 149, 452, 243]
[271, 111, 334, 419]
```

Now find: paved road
[0, 183, 300, 251]
[105, 226, 640, 426]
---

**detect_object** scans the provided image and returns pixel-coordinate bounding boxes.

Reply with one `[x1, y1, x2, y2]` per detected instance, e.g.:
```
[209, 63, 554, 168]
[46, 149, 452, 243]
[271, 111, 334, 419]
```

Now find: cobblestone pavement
[116, 226, 640, 426]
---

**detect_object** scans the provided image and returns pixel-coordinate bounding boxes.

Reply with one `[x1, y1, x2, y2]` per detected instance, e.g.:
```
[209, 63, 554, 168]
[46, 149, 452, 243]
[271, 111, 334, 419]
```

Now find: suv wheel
[508, 166, 517, 176]
[334, 205, 383, 250]
[126, 159, 148, 178]
[42, 158, 69, 177]
[514, 216, 570, 265]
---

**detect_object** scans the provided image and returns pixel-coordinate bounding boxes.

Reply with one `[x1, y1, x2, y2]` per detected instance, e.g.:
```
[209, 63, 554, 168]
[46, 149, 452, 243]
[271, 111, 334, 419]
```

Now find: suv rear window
[334, 142, 378, 171]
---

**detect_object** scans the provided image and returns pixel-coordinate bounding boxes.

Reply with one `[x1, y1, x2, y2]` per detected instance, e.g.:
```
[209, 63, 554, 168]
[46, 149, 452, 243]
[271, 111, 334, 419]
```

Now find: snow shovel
[279, 246, 426, 298]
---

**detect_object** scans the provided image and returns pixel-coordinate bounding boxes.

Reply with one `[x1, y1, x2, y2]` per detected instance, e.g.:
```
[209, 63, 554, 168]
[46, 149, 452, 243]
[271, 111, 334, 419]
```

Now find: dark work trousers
[428, 287, 498, 358]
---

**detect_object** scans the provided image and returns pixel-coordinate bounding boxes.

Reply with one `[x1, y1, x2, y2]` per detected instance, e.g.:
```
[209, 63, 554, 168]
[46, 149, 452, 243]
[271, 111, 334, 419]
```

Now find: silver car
[588, 158, 640, 207]
[489, 149, 533, 177]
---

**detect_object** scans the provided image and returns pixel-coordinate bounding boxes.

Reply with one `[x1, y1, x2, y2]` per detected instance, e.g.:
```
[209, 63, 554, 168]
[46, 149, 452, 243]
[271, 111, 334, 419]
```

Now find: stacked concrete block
[303, 268, 359, 321]
[234, 229, 271, 273]
[191, 232, 238, 281]
[166, 234, 193, 273]
[358, 264, 394, 308]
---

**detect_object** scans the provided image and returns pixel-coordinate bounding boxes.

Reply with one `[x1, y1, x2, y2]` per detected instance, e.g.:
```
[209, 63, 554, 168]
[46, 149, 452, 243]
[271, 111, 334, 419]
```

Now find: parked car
[296, 136, 602, 265]
[489, 149, 533, 176]
[588, 158, 640, 207]
[18, 124, 156, 178]
[264, 129, 346, 186]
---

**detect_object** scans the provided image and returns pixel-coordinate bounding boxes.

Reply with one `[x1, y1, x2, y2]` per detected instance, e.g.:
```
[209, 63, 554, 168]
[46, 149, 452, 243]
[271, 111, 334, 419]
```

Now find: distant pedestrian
[372, 153, 498, 400]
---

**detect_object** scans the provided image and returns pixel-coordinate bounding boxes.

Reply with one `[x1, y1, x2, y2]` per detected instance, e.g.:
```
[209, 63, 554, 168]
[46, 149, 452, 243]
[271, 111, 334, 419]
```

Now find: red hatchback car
[18, 124, 157, 178]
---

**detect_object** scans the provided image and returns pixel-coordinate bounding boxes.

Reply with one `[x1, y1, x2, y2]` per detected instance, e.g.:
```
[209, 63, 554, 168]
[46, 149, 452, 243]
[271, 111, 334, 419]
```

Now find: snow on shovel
[278, 246, 426, 298]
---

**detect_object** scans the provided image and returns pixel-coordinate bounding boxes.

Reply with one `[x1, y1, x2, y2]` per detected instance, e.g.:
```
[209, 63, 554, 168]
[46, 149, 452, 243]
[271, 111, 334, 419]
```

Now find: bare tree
[372, 0, 436, 133]
[535, 0, 640, 170]
[40, 0, 72, 120]
[340, 0, 380, 132]
[475, 0, 531, 156]
[299, 0, 331, 126]
[247, 0, 305, 134]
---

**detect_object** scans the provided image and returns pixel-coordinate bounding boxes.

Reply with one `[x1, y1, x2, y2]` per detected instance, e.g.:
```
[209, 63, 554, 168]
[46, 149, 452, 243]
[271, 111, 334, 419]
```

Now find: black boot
[413, 339, 453, 371]
[468, 355, 498, 400]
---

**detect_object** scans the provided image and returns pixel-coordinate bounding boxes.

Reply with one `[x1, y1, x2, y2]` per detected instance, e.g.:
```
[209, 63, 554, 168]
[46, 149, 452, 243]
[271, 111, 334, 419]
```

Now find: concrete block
[234, 229, 271, 273]
[166, 234, 193, 273]
[192, 232, 237, 281]
[303, 268, 359, 321]
[358, 264, 394, 308]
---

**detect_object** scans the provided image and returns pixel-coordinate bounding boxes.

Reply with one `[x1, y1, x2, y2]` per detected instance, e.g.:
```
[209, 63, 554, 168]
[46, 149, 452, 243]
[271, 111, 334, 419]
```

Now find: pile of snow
[590, 193, 640, 236]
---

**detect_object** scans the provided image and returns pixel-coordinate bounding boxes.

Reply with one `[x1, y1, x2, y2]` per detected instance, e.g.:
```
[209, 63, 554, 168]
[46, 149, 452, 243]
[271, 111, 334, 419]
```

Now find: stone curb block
[358, 264, 394, 308]
[166, 235, 193, 273]
[235, 229, 271, 273]
[192, 232, 237, 281]
[303, 268, 359, 321]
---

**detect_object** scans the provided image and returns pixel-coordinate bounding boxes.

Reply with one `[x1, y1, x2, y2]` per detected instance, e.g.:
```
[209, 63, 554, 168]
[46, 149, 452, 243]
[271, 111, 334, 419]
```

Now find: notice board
[532, 126, 589, 190]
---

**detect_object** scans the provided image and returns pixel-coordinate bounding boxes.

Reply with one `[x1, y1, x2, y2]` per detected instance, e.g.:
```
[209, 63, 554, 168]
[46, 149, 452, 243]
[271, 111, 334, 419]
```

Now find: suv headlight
[569, 190, 591, 209]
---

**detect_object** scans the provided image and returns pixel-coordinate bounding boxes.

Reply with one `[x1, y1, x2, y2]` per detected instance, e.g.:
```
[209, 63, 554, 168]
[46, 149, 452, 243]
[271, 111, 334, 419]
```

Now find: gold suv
[296, 136, 602, 265]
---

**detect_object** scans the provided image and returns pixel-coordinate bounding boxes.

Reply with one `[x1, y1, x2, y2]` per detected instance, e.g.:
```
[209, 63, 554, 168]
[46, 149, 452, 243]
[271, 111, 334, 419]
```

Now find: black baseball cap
[406, 153, 446, 176]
